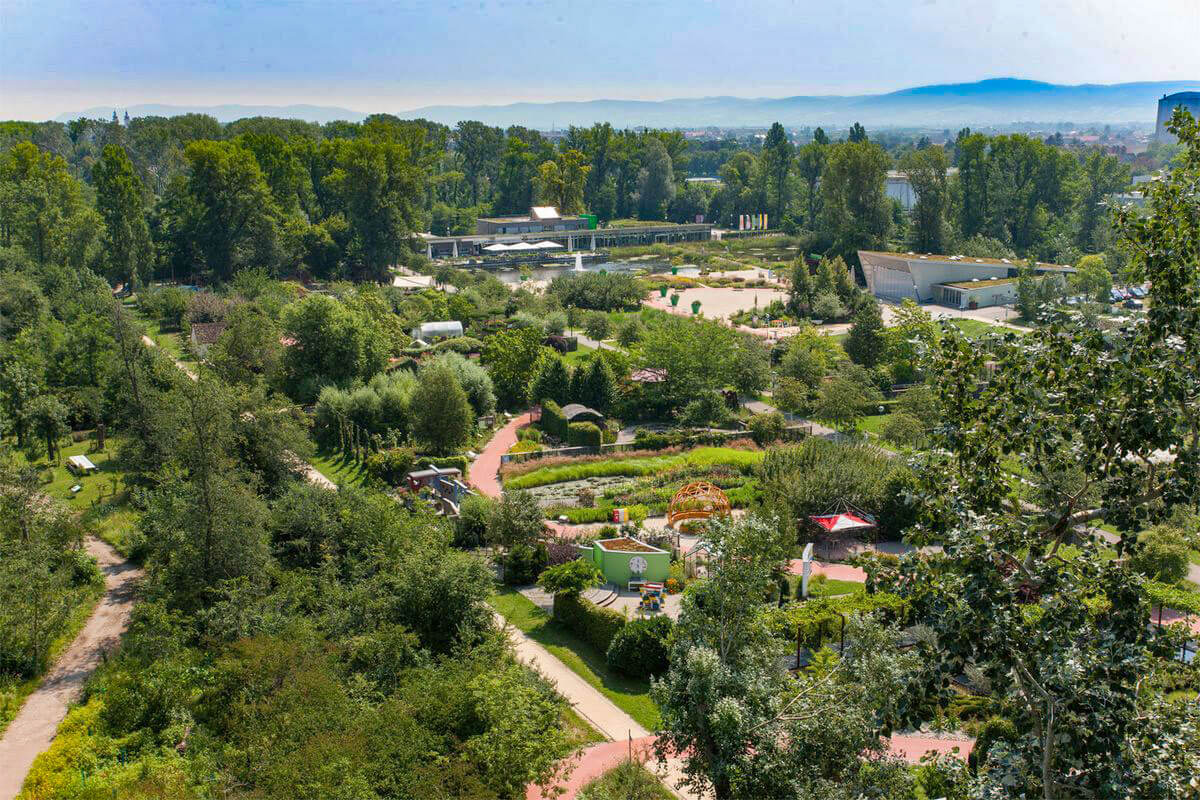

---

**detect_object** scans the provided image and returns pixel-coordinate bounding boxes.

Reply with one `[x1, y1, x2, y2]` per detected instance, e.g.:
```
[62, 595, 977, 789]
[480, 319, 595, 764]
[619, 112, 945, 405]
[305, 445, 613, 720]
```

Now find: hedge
[568, 421, 603, 447]
[432, 336, 485, 355]
[553, 593, 626, 653]
[364, 446, 417, 486]
[541, 399, 569, 441]
[416, 454, 470, 477]
[548, 504, 651, 524]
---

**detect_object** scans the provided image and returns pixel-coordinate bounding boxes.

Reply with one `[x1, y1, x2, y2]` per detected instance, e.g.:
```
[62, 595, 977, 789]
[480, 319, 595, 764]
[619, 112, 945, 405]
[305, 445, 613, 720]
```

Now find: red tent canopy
[809, 512, 875, 533]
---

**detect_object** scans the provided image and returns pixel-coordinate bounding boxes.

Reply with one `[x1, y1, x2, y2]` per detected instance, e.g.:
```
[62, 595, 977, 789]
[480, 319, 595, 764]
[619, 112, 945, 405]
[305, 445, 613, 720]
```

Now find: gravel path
[0, 538, 142, 800]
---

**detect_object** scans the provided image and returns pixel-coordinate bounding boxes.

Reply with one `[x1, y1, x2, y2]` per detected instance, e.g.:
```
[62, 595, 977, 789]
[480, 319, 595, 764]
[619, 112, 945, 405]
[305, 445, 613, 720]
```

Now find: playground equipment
[667, 481, 731, 529]
[405, 464, 472, 517]
[639, 581, 665, 614]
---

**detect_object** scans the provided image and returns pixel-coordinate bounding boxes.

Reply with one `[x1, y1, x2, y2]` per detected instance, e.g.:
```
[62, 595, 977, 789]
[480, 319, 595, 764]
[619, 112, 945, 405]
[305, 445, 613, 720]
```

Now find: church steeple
[123, 110, 130, 125]
[111, 109, 118, 123]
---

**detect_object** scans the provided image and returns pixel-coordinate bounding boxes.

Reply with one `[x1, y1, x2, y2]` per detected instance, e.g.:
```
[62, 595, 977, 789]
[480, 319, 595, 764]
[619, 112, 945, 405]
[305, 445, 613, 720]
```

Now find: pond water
[489, 260, 700, 285]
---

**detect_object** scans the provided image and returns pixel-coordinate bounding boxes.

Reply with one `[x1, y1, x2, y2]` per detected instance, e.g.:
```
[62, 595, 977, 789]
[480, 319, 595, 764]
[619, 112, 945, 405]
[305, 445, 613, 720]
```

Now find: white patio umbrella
[531, 240, 564, 249]
[507, 241, 537, 251]
[482, 243, 511, 252]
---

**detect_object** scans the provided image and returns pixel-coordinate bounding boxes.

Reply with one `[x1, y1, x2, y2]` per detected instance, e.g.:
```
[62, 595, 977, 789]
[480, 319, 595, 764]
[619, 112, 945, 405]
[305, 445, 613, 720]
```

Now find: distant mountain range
[58, 79, 1200, 129]
[56, 103, 369, 124]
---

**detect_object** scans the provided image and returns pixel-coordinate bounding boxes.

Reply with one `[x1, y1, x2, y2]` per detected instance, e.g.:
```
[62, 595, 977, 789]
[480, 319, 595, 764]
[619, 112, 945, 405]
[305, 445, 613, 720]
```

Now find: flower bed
[503, 445, 762, 490]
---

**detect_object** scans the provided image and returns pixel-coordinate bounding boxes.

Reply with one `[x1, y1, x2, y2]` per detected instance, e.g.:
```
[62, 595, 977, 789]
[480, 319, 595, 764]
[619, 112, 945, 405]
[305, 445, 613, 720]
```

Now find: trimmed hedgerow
[541, 399, 569, 441]
[553, 594, 626, 654]
[567, 422, 603, 447]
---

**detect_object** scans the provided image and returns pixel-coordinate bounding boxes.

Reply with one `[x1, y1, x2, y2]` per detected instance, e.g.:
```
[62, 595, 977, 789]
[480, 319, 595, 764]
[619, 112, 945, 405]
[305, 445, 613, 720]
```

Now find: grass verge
[490, 588, 660, 731]
[309, 449, 370, 488]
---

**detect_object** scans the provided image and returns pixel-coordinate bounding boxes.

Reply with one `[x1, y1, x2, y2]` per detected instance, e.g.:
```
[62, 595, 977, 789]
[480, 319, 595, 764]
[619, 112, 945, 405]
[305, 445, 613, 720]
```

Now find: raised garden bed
[597, 537, 656, 552]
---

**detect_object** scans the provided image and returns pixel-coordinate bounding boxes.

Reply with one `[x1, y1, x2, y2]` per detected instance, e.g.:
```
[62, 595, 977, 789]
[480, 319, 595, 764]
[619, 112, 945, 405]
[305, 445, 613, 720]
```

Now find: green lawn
[783, 574, 864, 599]
[309, 449, 370, 488]
[858, 414, 890, 437]
[124, 299, 193, 364]
[13, 436, 130, 509]
[945, 317, 1017, 339]
[489, 588, 660, 731]
[563, 342, 598, 366]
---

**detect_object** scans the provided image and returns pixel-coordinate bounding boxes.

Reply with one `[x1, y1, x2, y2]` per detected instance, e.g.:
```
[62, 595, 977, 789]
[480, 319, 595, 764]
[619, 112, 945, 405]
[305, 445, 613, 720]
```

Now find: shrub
[1129, 524, 1190, 584]
[606, 615, 674, 678]
[546, 539, 583, 566]
[538, 559, 603, 596]
[811, 291, 846, 321]
[139, 285, 189, 330]
[455, 494, 493, 548]
[424, 351, 496, 416]
[490, 490, 545, 548]
[418, 454, 470, 477]
[364, 446, 417, 487]
[568, 421, 603, 447]
[679, 392, 730, 427]
[543, 311, 568, 336]
[748, 411, 786, 446]
[517, 427, 543, 443]
[553, 593, 626, 653]
[431, 335, 485, 355]
[508, 440, 541, 454]
[633, 429, 671, 450]
[970, 716, 1019, 771]
[502, 541, 548, 585]
[577, 760, 672, 800]
[616, 318, 643, 347]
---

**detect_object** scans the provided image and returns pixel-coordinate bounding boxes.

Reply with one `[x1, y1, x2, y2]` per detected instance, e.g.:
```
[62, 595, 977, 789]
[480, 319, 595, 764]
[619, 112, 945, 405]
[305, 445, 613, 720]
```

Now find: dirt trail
[0, 538, 142, 800]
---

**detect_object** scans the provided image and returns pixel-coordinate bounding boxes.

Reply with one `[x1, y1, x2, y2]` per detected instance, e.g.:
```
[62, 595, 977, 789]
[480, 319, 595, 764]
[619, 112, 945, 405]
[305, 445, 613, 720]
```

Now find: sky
[2, 0, 1199, 120]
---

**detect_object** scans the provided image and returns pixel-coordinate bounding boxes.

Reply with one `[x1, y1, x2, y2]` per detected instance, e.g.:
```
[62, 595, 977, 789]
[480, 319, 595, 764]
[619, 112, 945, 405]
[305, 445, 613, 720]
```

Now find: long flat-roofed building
[475, 206, 591, 235]
[859, 250, 1074, 306]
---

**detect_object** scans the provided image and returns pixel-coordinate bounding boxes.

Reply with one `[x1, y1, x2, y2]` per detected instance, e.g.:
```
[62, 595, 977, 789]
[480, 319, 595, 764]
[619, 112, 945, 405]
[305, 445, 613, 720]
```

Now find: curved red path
[470, 412, 530, 499]
[470, 412, 570, 535]
[787, 558, 868, 583]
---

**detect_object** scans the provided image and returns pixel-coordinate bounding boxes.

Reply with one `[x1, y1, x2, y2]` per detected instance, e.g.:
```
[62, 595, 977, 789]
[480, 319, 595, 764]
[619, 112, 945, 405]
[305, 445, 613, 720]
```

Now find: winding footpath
[0, 538, 142, 800]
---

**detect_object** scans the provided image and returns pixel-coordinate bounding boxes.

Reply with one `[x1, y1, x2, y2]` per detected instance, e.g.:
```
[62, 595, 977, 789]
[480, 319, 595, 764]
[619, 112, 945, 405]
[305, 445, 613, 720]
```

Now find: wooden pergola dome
[667, 481, 731, 528]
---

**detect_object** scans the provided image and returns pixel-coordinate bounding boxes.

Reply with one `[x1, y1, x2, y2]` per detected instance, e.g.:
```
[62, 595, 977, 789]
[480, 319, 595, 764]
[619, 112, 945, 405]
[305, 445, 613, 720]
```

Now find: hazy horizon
[3, 0, 1199, 122]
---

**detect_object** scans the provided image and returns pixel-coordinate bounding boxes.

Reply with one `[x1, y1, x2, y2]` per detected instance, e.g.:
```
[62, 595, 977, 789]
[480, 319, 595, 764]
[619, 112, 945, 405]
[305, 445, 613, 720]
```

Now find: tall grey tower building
[1156, 91, 1200, 141]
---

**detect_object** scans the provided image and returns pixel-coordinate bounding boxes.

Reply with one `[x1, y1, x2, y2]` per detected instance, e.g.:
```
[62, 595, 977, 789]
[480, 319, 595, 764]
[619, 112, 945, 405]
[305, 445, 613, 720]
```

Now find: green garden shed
[585, 537, 670, 586]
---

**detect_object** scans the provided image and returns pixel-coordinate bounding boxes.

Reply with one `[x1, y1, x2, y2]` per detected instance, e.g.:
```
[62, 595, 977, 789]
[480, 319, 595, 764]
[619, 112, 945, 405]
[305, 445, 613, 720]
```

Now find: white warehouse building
[859, 251, 1074, 308]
